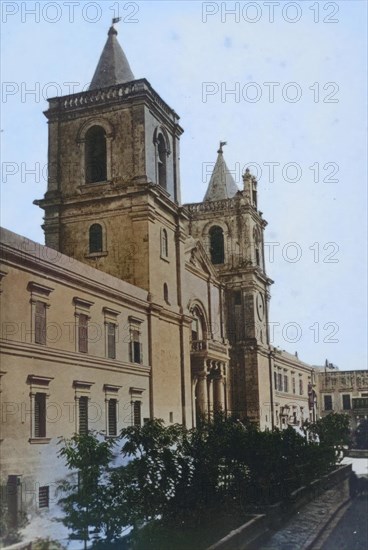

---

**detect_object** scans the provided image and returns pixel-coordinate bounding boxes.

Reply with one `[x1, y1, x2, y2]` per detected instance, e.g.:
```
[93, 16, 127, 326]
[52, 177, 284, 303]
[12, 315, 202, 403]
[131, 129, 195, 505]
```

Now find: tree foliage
[354, 418, 368, 449]
[304, 413, 351, 461]
[57, 416, 342, 548]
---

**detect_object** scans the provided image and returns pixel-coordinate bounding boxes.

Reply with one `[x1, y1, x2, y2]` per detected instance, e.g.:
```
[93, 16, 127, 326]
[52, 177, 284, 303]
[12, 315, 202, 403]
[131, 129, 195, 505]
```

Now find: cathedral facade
[0, 26, 317, 518]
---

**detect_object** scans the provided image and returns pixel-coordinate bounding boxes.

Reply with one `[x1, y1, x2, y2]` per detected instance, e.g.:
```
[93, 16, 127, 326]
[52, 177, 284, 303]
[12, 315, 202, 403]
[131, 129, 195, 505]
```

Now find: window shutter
[34, 393, 46, 437]
[39, 486, 49, 508]
[108, 399, 117, 436]
[89, 224, 103, 253]
[107, 323, 116, 359]
[78, 314, 88, 353]
[35, 301, 46, 345]
[79, 396, 88, 434]
[133, 401, 141, 427]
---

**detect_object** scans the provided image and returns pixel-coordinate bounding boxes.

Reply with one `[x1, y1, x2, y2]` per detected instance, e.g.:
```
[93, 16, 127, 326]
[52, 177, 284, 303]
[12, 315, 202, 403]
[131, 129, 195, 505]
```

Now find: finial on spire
[217, 141, 227, 154]
[109, 17, 121, 35]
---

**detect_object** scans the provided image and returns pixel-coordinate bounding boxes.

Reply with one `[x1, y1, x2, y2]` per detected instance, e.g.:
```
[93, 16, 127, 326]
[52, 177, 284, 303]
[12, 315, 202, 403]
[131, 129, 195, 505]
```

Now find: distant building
[271, 348, 317, 429]
[314, 361, 368, 429]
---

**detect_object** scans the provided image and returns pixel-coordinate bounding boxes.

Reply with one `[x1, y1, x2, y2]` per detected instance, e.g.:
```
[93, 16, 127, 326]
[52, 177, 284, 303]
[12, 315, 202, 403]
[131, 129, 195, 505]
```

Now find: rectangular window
[342, 394, 351, 410]
[324, 395, 333, 411]
[299, 379, 304, 396]
[278, 373, 283, 392]
[107, 323, 116, 359]
[79, 396, 88, 435]
[133, 401, 141, 427]
[35, 301, 46, 345]
[78, 314, 88, 354]
[39, 486, 49, 509]
[131, 330, 142, 364]
[292, 378, 296, 394]
[274, 372, 277, 390]
[34, 393, 46, 438]
[284, 375, 288, 393]
[108, 399, 117, 436]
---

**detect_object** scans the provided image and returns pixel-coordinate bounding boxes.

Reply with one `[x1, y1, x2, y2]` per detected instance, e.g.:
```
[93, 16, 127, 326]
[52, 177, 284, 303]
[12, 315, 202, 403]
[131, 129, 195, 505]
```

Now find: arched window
[163, 283, 169, 304]
[254, 228, 262, 268]
[89, 224, 103, 253]
[209, 226, 225, 265]
[161, 228, 168, 258]
[157, 134, 167, 190]
[190, 305, 206, 341]
[85, 125, 107, 183]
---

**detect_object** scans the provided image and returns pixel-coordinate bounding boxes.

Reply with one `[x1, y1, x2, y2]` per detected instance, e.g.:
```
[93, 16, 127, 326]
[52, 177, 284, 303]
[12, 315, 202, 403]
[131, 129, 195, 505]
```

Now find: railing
[352, 397, 368, 410]
[184, 198, 237, 213]
[191, 339, 228, 356]
[47, 79, 178, 119]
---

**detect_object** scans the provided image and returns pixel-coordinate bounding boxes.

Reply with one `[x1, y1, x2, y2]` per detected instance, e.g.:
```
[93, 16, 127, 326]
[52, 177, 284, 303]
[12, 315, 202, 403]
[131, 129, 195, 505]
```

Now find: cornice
[0, 339, 151, 377]
[0, 244, 150, 314]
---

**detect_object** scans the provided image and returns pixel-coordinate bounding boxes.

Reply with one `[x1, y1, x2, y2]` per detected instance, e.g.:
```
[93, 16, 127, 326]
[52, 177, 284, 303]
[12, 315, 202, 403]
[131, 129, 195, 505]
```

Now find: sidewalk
[259, 482, 350, 550]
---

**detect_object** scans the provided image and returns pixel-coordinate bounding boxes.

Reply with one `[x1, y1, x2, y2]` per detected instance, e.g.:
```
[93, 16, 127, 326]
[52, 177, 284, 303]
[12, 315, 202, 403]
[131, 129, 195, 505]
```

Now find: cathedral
[0, 24, 317, 518]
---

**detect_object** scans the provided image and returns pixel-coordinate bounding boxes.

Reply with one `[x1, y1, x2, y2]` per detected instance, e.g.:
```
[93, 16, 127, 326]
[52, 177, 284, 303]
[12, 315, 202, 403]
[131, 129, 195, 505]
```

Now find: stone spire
[89, 23, 135, 90]
[203, 142, 239, 202]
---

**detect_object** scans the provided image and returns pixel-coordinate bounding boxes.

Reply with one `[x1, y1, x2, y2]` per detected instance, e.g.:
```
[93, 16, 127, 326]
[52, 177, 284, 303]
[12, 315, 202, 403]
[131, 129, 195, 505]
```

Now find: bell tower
[185, 144, 273, 428]
[35, 23, 183, 297]
[34, 23, 193, 426]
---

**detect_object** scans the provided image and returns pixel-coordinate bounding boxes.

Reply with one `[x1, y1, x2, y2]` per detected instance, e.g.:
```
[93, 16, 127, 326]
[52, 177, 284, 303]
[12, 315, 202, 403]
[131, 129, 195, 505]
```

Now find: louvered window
[107, 323, 116, 359]
[34, 393, 46, 437]
[78, 314, 88, 353]
[79, 396, 88, 435]
[85, 125, 107, 183]
[209, 226, 225, 265]
[133, 401, 141, 427]
[130, 329, 142, 364]
[157, 134, 167, 190]
[35, 301, 46, 345]
[89, 224, 103, 253]
[108, 399, 117, 436]
[39, 486, 49, 508]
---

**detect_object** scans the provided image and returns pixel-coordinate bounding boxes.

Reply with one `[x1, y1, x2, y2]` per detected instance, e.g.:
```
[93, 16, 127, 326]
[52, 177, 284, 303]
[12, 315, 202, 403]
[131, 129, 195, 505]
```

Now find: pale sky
[1, 1, 367, 370]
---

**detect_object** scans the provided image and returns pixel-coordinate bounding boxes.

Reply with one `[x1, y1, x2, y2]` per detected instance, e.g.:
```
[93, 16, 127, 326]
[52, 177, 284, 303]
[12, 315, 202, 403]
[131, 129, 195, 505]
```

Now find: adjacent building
[315, 362, 368, 430]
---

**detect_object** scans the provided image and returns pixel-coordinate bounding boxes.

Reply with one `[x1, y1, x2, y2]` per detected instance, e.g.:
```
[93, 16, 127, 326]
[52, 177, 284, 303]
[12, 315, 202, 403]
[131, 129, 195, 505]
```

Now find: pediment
[184, 237, 219, 280]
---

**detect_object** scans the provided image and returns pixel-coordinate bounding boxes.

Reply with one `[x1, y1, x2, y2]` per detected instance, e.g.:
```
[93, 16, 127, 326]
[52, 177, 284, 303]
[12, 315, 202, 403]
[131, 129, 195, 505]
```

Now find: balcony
[190, 339, 229, 366]
[352, 398, 368, 411]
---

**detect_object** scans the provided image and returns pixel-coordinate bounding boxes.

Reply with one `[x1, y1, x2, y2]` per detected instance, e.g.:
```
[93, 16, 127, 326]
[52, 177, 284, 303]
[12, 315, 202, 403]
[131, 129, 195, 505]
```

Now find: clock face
[256, 293, 265, 321]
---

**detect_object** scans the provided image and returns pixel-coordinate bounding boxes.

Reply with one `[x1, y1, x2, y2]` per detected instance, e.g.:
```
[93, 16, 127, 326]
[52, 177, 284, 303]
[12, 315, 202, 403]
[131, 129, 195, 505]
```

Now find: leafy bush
[354, 419, 368, 449]
[57, 415, 341, 548]
[304, 413, 351, 461]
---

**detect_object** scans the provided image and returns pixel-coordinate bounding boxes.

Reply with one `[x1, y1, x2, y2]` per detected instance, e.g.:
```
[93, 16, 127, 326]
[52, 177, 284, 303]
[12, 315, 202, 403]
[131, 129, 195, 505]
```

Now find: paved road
[260, 484, 348, 549]
[319, 495, 368, 550]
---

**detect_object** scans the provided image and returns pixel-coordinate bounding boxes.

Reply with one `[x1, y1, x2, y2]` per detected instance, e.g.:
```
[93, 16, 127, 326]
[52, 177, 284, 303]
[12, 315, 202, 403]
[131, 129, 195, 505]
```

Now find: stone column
[207, 364, 214, 418]
[213, 363, 226, 412]
[192, 377, 198, 428]
[196, 371, 208, 420]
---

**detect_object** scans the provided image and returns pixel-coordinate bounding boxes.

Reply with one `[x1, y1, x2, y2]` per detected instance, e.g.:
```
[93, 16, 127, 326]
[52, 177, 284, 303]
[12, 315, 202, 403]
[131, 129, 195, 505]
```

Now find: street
[319, 495, 368, 550]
